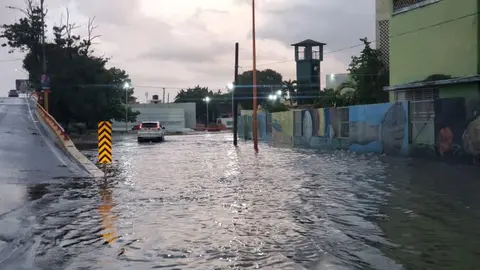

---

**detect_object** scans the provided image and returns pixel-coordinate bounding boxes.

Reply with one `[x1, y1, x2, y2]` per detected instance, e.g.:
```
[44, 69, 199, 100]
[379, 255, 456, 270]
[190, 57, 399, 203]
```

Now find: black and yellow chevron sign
[98, 121, 112, 164]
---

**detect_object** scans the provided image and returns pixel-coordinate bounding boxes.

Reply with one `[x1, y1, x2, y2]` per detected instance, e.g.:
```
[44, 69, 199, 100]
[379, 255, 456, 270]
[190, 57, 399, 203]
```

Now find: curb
[29, 94, 104, 178]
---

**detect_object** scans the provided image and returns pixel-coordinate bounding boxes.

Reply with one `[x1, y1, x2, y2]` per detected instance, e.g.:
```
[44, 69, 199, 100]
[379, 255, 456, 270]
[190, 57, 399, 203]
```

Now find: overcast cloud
[0, 0, 375, 100]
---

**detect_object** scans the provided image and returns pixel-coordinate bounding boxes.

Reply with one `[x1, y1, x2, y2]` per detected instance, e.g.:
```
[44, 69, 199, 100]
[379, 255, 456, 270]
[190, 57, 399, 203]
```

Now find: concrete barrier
[29, 93, 104, 178]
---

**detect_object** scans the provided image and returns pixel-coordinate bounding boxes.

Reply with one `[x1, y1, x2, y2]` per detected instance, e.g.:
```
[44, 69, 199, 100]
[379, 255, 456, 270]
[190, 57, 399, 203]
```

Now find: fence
[238, 98, 480, 165]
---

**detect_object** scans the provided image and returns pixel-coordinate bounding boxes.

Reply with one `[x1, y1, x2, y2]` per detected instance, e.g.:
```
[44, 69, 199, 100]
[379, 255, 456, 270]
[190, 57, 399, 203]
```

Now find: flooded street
[2, 133, 480, 269]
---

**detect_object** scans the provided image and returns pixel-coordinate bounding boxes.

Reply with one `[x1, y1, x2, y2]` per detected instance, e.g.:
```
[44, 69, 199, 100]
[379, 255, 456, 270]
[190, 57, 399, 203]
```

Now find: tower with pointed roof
[291, 39, 326, 105]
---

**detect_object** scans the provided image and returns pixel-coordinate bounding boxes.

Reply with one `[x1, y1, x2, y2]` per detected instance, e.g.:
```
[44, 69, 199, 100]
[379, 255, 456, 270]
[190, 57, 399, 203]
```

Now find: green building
[381, 0, 480, 147]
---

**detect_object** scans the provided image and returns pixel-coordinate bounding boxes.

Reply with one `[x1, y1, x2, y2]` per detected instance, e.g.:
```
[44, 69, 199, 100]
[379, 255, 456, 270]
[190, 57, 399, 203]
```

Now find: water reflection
[98, 181, 119, 245]
[378, 160, 480, 269]
[16, 133, 480, 269]
[27, 183, 48, 201]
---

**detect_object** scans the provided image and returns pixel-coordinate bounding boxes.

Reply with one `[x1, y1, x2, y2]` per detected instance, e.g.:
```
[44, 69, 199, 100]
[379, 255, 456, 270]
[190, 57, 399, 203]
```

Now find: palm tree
[336, 81, 356, 96]
[282, 79, 297, 105]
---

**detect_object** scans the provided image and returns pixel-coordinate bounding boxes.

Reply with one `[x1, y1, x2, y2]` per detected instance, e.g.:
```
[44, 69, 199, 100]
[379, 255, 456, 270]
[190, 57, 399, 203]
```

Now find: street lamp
[123, 82, 130, 132]
[203, 96, 211, 125]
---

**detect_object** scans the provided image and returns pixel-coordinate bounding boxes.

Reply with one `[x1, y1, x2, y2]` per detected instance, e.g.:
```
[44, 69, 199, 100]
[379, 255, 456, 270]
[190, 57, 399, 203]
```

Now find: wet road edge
[27, 95, 103, 178]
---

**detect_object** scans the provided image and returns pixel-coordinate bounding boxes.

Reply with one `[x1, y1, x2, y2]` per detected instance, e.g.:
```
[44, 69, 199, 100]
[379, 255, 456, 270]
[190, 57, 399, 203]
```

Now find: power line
[240, 11, 478, 69]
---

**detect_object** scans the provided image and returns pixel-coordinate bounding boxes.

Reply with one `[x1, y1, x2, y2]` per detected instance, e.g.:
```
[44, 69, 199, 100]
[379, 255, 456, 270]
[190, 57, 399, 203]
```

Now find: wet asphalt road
[0, 97, 86, 269]
[80, 134, 480, 270]
[1, 100, 480, 269]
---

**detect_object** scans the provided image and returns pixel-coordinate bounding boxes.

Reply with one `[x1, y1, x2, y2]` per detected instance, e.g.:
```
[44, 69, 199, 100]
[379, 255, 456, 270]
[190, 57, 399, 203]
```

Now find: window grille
[378, 20, 390, 68]
[393, 0, 438, 13]
[395, 88, 438, 143]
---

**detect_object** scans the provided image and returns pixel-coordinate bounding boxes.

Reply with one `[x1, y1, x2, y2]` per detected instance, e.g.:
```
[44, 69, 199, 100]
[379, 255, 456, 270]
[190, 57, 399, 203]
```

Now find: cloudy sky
[0, 0, 375, 101]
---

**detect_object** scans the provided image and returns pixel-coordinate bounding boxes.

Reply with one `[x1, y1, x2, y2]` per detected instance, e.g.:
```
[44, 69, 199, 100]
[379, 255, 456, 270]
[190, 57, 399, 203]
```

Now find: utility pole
[162, 88, 166, 103]
[167, 93, 170, 103]
[233, 42, 239, 147]
[39, 0, 50, 112]
[125, 89, 128, 132]
[206, 100, 209, 125]
[40, 0, 47, 73]
[251, 0, 259, 152]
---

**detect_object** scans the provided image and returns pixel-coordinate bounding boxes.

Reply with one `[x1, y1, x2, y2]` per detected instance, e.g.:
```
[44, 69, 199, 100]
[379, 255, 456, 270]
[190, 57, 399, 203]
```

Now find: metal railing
[31, 94, 70, 140]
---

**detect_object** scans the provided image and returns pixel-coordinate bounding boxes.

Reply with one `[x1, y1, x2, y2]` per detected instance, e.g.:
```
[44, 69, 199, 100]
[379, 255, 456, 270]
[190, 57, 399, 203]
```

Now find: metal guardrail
[30, 93, 69, 141]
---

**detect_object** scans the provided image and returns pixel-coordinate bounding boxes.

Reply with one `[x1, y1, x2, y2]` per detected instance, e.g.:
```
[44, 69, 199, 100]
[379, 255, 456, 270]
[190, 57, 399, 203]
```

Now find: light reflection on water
[1, 133, 480, 269]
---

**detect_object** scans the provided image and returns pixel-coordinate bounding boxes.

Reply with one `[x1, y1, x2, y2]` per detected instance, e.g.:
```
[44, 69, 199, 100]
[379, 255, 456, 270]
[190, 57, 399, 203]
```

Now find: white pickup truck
[137, 121, 166, 142]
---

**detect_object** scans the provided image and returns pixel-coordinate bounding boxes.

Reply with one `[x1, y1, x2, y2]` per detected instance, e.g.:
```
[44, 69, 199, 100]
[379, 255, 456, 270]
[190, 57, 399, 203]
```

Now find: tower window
[298, 47, 305, 60]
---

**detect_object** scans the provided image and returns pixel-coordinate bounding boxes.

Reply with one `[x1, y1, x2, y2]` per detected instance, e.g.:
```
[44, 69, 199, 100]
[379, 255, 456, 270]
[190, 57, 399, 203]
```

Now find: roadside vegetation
[1, 0, 139, 133]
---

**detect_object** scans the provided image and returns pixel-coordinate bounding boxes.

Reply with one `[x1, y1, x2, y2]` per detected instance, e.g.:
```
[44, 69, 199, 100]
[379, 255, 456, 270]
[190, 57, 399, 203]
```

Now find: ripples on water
[2, 133, 480, 269]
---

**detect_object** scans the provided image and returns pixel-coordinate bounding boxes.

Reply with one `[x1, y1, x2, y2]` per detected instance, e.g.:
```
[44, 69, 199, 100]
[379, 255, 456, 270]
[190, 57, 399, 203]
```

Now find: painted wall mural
[300, 107, 349, 149]
[434, 97, 480, 165]
[271, 111, 294, 147]
[257, 113, 268, 142]
[237, 98, 479, 166]
[301, 109, 319, 143]
[349, 102, 409, 155]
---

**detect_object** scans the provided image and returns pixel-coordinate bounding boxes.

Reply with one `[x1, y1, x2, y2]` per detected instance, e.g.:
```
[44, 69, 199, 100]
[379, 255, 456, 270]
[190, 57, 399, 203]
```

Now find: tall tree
[314, 88, 356, 108]
[1, 1, 139, 129]
[174, 86, 233, 124]
[174, 86, 213, 123]
[348, 37, 389, 104]
[236, 69, 283, 109]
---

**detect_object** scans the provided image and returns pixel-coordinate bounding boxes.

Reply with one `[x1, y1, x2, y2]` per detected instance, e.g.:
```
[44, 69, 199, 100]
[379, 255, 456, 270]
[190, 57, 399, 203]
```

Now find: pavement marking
[0, 103, 24, 106]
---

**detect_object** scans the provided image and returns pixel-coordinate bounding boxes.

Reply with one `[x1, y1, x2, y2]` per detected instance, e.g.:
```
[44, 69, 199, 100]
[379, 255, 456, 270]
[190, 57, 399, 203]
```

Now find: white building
[325, 73, 351, 90]
[111, 102, 197, 132]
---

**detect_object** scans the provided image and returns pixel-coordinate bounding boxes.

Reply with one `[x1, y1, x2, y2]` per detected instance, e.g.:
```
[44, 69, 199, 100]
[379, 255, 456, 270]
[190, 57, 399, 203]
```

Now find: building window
[393, 0, 440, 14]
[394, 88, 439, 118]
[394, 88, 439, 102]
[298, 47, 305, 60]
[395, 88, 439, 143]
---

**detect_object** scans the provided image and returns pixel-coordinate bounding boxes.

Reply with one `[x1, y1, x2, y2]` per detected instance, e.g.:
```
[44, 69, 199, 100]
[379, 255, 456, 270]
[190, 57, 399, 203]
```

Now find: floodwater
[2, 133, 480, 269]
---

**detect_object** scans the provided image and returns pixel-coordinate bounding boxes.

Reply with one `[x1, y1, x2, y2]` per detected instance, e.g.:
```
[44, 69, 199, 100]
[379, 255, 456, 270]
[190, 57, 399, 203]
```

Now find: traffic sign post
[40, 74, 51, 112]
[98, 121, 113, 178]
[40, 74, 50, 90]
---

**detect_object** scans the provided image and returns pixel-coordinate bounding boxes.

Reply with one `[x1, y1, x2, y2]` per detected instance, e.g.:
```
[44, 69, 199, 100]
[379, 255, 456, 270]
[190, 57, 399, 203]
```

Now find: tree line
[175, 37, 389, 122]
[1, 0, 139, 130]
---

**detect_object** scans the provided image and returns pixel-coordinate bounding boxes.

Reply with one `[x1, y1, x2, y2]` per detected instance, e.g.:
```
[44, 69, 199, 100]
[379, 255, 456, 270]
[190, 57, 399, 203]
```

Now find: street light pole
[125, 89, 128, 132]
[203, 96, 211, 126]
[123, 82, 130, 132]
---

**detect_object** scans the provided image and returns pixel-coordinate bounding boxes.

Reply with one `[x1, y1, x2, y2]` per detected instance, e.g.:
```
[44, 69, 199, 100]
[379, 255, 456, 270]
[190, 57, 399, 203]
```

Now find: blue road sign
[40, 74, 51, 90]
